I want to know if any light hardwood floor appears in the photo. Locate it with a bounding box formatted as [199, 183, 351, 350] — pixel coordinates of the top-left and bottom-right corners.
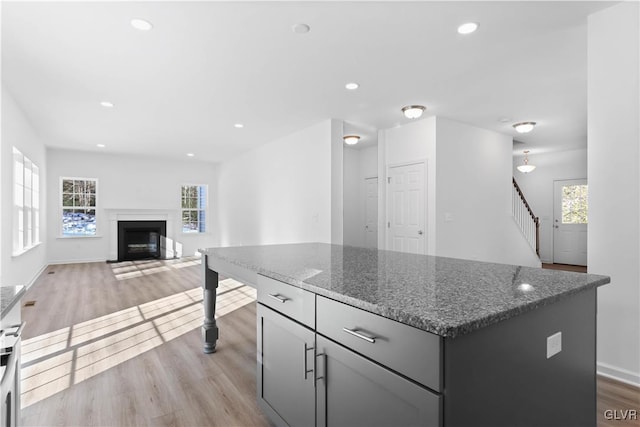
[20, 259, 639, 426]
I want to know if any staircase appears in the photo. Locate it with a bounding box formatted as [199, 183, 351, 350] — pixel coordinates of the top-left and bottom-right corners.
[512, 177, 540, 257]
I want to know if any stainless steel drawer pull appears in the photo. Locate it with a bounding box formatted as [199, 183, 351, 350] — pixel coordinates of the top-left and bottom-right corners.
[268, 294, 288, 303]
[303, 343, 314, 380]
[6, 322, 25, 338]
[342, 327, 376, 343]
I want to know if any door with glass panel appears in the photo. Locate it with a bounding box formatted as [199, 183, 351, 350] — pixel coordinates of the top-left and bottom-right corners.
[553, 179, 588, 266]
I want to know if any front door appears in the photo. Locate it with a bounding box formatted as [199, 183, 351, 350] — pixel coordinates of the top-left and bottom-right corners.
[553, 179, 588, 266]
[387, 163, 426, 254]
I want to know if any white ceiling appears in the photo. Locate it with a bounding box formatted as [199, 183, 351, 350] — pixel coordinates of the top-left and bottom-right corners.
[2, 1, 613, 163]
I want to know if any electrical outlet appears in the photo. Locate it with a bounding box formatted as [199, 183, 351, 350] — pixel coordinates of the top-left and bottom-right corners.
[547, 332, 562, 359]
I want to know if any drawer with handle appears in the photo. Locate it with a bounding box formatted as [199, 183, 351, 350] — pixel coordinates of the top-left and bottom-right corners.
[316, 295, 442, 392]
[257, 274, 315, 328]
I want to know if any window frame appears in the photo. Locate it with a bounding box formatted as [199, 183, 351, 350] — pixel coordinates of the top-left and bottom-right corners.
[12, 147, 41, 256]
[59, 177, 99, 238]
[181, 184, 208, 234]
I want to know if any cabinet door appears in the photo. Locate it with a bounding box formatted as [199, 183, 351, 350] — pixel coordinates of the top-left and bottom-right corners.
[257, 303, 315, 427]
[316, 335, 441, 427]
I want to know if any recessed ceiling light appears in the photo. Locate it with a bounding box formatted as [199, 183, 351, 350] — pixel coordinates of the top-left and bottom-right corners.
[234, 123, 244, 129]
[513, 122, 537, 133]
[345, 82, 359, 90]
[343, 135, 360, 145]
[401, 105, 426, 119]
[100, 101, 114, 108]
[292, 23, 310, 34]
[131, 18, 153, 31]
[457, 22, 479, 35]
[96, 144, 106, 148]
[186, 153, 195, 157]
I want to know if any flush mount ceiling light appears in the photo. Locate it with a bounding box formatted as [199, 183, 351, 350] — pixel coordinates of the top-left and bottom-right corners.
[401, 105, 426, 119]
[131, 18, 153, 31]
[100, 101, 114, 108]
[234, 123, 244, 128]
[457, 22, 479, 35]
[513, 121, 537, 133]
[517, 150, 536, 174]
[186, 153, 195, 157]
[345, 82, 359, 90]
[292, 23, 310, 34]
[343, 135, 360, 145]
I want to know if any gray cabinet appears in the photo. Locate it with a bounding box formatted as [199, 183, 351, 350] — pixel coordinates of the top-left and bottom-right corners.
[257, 274, 442, 427]
[257, 303, 315, 427]
[316, 335, 441, 427]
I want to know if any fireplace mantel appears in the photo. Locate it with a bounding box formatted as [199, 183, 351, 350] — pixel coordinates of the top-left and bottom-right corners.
[106, 209, 178, 261]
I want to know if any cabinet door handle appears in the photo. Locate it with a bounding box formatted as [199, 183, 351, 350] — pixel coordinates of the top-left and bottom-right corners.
[342, 327, 376, 343]
[268, 294, 288, 303]
[303, 343, 314, 380]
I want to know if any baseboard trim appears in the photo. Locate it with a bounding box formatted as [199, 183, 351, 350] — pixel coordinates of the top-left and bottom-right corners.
[598, 362, 640, 388]
[48, 258, 107, 265]
[26, 263, 49, 290]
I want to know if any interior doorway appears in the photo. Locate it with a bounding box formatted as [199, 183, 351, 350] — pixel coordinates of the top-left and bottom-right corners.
[553, 179, 588, 266]
[386, 162, 426, 255]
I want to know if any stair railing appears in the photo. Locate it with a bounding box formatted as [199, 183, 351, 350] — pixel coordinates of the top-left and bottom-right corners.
[512, 177, 540, 256]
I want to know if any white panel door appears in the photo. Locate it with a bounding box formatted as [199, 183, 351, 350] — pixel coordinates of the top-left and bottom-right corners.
[387, 163, 425, 254]
[553, 179, 588, 266]
[365, 177, 378, 249]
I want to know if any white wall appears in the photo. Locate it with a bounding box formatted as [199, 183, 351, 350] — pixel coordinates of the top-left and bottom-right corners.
[512, 148, 587, 263]
[588, 2, 640, 386]
[1, 87, 48, 287]
[380, 116, 539, 267]
[381, 117, 437, 254]
[344, 144, 377, 247]
[216, 120, 335, 247]
[46, 149, 218, 263]
[436, 117, 539, 267]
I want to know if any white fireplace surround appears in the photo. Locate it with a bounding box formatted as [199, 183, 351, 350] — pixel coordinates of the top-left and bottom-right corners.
[107, 209, 179, 261]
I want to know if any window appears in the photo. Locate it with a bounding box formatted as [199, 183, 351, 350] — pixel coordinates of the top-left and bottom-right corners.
[181, 185, 207, 233]
[561, 184, 588, 224]
[13, 147, 40, 254]
[61, 178, 97, 236]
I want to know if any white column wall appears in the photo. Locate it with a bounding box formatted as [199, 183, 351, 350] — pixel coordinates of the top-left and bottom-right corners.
[435, 117, 539, 267]
[588, 2, 640, 386]
[216, 120, 334, 247]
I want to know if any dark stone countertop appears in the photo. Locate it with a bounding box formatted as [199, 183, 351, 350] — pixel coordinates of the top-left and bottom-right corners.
[200, 243, 610, 338]
[1, 285, 26, 322]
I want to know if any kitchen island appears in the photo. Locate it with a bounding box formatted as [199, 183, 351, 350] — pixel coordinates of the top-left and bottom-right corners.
[199, 243, 610, 427]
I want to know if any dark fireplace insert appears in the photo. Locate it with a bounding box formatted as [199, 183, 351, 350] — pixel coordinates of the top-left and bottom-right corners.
[118, 220, 167, 261]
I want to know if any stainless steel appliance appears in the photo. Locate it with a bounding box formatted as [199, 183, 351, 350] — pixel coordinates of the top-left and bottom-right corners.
[1, 322, 24, 427]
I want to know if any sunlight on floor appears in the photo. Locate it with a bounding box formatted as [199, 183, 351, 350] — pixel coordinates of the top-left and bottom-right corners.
[21, 274, 255, 408]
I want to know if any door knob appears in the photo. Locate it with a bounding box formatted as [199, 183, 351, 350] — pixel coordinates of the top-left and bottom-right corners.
[418, 230, 423, 235]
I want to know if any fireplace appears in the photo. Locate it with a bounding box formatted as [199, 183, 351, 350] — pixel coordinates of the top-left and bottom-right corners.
[118, 220, 167, 261]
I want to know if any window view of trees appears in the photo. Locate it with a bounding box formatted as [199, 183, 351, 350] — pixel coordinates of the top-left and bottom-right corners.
[62, 178, 97, 236]
[562, 184, 588, 224]
[182, 185, 206, 233]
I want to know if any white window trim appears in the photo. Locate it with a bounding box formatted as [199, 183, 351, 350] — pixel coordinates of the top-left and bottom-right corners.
[12, 147, 41, 256]
[60, 176, 98, 238]
[181, 183, 208, 234]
